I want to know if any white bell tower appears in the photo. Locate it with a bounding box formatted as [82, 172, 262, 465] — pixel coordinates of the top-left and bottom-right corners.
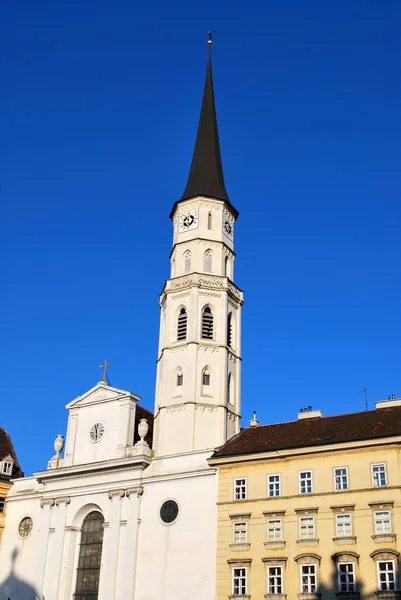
[152, 42, 243, 456]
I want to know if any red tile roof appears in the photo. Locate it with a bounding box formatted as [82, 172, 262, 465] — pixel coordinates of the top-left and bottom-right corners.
[0, 428, 23, 479]
[212, 406, 401, 459]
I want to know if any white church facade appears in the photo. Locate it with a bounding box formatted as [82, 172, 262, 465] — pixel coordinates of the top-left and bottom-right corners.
[0, 41, 243, 600]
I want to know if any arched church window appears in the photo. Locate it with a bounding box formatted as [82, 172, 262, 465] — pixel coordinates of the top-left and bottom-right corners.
[171, 257, 175, 277]
[177, 308, 187, 341]
[177, 370, 183, 386]
[184, 251, 191, 273]
[74, 511, 104, 600]
[202, 367, 210, 386]
[204, 250, 212, 273]
[227, 312, 233, 348]
[224, 256, 228, 277]
[208, 212, 212, 230]
[201, 306, 214, 339]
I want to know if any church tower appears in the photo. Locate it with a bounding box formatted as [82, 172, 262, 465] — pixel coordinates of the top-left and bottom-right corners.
[153, 40, 243, 456]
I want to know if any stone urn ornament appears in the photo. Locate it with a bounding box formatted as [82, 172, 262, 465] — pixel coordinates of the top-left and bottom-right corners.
[54, 434, 64, 457]
[137, 419, 149, 445]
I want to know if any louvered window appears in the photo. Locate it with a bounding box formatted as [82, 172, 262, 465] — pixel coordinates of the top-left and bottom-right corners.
[208, 212, 212, 229]
[184, 252, 191, 273]
[201, 307, 213, 339]
[227, 313, 232, 347]
[177, 308, 187, 340]
[202, 370, 210, 385]
[177, 371, 183, 386]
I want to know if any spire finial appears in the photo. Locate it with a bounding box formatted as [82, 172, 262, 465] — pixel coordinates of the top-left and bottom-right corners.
[207, 31, 213, 46]
[100, 359, 112, 384]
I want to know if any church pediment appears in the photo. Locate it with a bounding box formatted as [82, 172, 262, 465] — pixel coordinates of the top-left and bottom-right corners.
[66, 382, 141, 410]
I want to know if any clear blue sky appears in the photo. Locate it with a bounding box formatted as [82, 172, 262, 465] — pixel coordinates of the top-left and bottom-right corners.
[2, 1, 400, 476]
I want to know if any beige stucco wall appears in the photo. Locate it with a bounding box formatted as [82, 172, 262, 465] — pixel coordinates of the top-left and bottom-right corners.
[214, 437, 401, 599]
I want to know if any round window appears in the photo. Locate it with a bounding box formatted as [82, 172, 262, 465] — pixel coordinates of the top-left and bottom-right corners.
[160, 500, 179, 524]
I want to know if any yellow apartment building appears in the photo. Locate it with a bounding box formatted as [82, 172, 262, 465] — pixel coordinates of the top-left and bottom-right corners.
[0, 427, 22, 547]
[209, 397, 401, 600]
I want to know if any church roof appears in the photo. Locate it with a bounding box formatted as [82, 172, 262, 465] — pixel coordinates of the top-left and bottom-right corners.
[0, 427, 23, 479]
[211, 405, 401, 460]
[171, 40, 238, 218]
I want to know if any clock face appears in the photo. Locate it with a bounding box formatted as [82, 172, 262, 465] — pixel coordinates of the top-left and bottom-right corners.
[222, 216, 234, 241]
[89, 422, 104, 443]
[179, 209, 199, 233]
[18, 516, 33, 538]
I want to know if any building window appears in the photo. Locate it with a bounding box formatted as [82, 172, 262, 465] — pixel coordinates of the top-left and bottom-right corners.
[201, 306, 214, 339]
[372, 463, 387, 487]
[338, 562, 356, 592]
[267, 474, 281, 497]
[0, 497, 5, 513]
[336, 513, 352, 538]
[184, 251, 191, 273]
[300, 564, 317, 593]
[267, 565, 283, 594]
[232, 567, 247, 596]
[374, 510, 392, 535]
[202, 368, 210, 386]
[299, 516, 315, 539]
[377, 561, 396, 591]
[74, 511, 104, 600]
[204, 250, 213, 272]
[227, 373, 232, 404]
[177, 307, 187, 341]
[234, 478, 247, 500]
[232, 521, 248, 544]
[334, 467, 348, 491]
[267, 518, 283, 542]
[2, 461, 12, 476]
[177, 370, 183, 386]
[224, 256, 229, 277]
[227, 312, 233, 347]
[208, 211, 212, 230]
[299, 471, 313, 494]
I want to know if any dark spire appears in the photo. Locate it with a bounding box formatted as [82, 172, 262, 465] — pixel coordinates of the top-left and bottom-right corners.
[180, 35, 231, 205]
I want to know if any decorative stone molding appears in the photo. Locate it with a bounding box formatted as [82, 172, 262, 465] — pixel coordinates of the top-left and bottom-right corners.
[125, 486, 144, 498]
[169, 345, 189, 354]
[195, 404, 218, 413]
[265, 595, 286, 600]
[296, 538, 319, 547]
[262, 556, 288, 564]
[40, 498, 55, 509]
[198, 275, 224, 288]
[335, 593, 360, 600]
[230, 542, 250, 551]
[372, 533, 396, 543]
[199, 291, 222, 298]
[297, 594, 321, 600]
[228, 298, 240, 309]
[108, 489, 125, 500]
[228, 351, 238, 363]
[331, 551, 359, 563]
[229, 512, 251, 519]
[55, 496, 71, 507]
[227, 558, 252, 565]
[370, 548, 400, 560]
[166, 404, 186, 413]
[264, 540, 286, 550]
[171, 291, 191, 300]
[294, 553, 321, 564]
[227, 411, 237, 421]
[198, 344, 219, 353]
[333, 536, 356, 545]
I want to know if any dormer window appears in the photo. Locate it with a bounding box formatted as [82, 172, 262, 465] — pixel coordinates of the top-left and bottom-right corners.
[1, 458, 13, 476]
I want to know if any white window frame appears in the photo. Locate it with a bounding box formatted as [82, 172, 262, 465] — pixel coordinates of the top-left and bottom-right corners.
[299, 470, 313, 494]
[374, 510, 392, 535]
[267, 564, 283, 595]
[267, 474, 281, 497]
[335, 513, 352, 538]
[266, 518, 283, 542]
[1, 461, 12, 476]
[372, 463, 387, 487]
[377, 560, 396, 591]
[232, 521, 248, 544]
[300, 563, 317, 593]
[299, 516, 316, 539]
[232, 566, 248, 596]
[334, 466, 348, 491]
[234, 478, 247, 501]
[338, 562, 356, 592]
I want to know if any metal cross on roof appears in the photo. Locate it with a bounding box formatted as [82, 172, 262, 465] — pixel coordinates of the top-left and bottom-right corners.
[100, 359, 112, 383]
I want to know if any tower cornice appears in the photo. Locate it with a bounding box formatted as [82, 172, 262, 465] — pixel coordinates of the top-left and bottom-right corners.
[159, 272, 244, 306]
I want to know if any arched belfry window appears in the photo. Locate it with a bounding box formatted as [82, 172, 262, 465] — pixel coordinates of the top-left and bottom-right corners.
[224, 256, 229, 277]
[177, 369, 183, 386]
[227, 373, 232, 404]
[227, 312, 233, 348]
[177, 308, 187, 341]
[184, 251, 191, 273]
[201, 306, 214, 339]
[208, 212, 212, 230]
[74, 511, 104, 600]
[204, 250, 212, 273]
[202, 367, 210, 386]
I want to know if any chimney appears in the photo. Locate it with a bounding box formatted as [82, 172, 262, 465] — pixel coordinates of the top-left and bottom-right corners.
[249, 411, 259, 427]
[376, 395, 401, 409]
[298, 406, 323, 420]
